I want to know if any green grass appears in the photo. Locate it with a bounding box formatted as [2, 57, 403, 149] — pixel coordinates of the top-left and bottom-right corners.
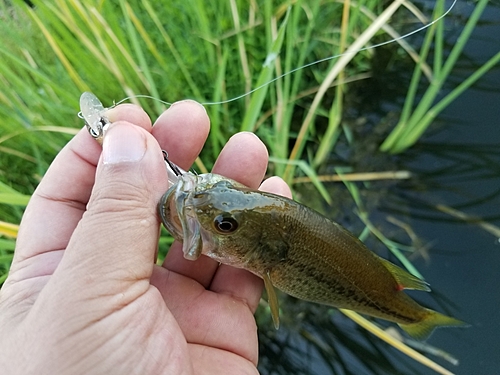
[0, 0, 390, 211]
[0, 0, 497, 373]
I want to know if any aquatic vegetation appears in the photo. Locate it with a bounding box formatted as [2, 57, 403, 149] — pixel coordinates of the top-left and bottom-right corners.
[380, 0, 500, 153]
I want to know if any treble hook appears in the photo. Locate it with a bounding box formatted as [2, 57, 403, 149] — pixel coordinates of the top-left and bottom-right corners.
[162, 150, 188, 186]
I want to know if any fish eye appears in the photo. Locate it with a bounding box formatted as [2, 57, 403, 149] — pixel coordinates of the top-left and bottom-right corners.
[213, 214, 239, 234]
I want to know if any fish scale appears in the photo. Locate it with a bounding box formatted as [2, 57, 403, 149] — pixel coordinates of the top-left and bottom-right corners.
[159, 172, 466, 340]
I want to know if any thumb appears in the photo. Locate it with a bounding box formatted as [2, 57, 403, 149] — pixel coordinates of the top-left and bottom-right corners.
[59, 122, 168, 288]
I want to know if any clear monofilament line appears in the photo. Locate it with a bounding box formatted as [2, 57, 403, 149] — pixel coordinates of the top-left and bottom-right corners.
[112, 0, 457, 108]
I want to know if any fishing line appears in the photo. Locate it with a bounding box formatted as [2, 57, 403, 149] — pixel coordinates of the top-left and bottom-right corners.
[113, 0, 457, 108]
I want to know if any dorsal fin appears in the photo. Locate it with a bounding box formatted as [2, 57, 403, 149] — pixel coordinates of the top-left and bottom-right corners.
[378, 257, 430, 292]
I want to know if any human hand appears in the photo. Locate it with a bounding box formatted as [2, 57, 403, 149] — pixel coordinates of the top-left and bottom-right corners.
[0, 100, 292, 375]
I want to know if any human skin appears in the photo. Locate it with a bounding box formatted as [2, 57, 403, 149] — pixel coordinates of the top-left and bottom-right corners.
[0, 100, 292, 375]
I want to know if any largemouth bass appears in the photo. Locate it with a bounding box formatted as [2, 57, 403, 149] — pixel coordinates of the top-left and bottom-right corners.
[159, 172, 465, 340]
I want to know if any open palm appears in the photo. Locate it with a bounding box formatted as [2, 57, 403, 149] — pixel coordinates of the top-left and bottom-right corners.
[0, 101, 291, 375]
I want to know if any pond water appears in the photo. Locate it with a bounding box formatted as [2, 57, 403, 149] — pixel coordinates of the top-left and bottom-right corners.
[258, 2, 500, 374]
[400, 7, 500, 373]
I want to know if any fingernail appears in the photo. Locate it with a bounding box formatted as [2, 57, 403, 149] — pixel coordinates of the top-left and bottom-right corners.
[170, 99, 207, 113]
[102, 124, 146, 164]
[102, 107, 118, 123]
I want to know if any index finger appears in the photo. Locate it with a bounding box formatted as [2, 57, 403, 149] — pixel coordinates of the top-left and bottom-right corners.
[151, 100, 210, 170]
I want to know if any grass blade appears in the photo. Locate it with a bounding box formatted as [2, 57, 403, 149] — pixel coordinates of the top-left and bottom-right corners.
[240, 7, 290, 132]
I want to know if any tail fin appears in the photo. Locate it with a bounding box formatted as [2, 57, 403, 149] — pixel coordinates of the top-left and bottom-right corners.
[399, 309, 468, 340]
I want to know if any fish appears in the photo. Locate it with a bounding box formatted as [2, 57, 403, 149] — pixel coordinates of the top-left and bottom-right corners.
[158, 172, 466, 340]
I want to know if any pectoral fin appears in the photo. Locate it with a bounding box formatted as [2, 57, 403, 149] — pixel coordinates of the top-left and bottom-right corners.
[263, 272, 280, 329]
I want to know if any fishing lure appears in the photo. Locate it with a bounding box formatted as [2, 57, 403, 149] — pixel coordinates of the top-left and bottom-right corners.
[78, 92, 185, 185]
[78, 91, 111, 144]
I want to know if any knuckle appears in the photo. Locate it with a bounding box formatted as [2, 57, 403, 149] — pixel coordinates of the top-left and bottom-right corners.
[89, 179, 154, 218]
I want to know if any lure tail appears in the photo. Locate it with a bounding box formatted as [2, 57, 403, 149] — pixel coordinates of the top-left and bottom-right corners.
[399, 309, 468, 340]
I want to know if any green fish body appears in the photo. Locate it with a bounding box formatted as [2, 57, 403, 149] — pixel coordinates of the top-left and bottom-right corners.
[159, 173, 464, 339]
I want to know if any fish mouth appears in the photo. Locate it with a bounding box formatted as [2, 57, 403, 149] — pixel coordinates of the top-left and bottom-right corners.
[158, 173, 215, 261]
[158, 186, 183, 240]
